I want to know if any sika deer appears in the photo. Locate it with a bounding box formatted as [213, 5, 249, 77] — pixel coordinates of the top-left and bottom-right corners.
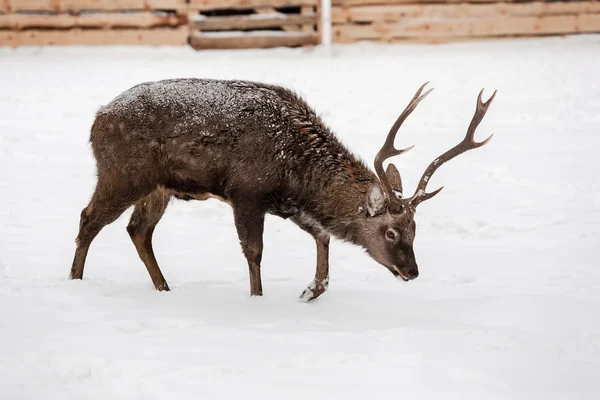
[70, 80, 496, 301]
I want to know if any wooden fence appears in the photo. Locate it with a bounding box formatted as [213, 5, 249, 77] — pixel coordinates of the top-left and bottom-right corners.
[0, 1, 189, 46]
[0, 0, 599, 47]
[332, 0, 600, 43]
[0, 0, 320, 48]
[188, 0, 320, 49]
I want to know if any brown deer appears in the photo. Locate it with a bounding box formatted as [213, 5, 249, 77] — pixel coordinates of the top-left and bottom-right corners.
[70, 80, 496, 301]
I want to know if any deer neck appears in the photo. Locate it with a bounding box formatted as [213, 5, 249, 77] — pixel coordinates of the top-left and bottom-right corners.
[298, 168, 376, 245]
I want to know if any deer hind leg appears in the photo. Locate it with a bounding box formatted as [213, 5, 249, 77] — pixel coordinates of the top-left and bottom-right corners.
[291, 216, 331, 302]
[127, 189, 171, 291]
[70, 183, 144, 281]
[233, 203, 265, 296]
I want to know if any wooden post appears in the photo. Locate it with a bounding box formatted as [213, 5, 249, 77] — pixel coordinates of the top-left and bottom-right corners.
[301, 5, 314, 32]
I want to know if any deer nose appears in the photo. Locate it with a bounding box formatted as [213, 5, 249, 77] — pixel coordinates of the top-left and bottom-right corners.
[407, 269, 419, 280]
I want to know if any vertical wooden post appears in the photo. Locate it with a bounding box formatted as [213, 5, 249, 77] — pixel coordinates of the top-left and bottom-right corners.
[301, 5, 314, 32]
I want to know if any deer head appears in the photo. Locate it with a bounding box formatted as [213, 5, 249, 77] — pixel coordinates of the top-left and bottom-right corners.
[361, 82, 496, 282]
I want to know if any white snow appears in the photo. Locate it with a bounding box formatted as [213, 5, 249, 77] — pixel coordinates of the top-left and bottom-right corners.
[1, 35, 600, 399]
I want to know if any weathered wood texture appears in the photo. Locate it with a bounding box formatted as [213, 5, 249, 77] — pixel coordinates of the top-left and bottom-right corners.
[251, 6, 302, 32]
[301, 5, 314, 31]
[0, 27, 188, 45]
[4, 1, 188, 12]
[1, 0, 320, 48]
[188, 2, 319, 48]
[0, 0, 188, 46]
[4, 0, 597, 47]
[0, 12, 182, 29]
[188, 0, 318, 11]
[190, 13, 317, 30]
[334, 14, 600, 41]
[333, 0, 600, 42]
[333, 2, 600, 22]
[190, 31, 319, 49]
[334, 0, 523, 5]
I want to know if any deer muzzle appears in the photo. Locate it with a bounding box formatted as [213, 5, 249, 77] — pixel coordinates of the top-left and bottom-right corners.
[393, 265, 419, 282]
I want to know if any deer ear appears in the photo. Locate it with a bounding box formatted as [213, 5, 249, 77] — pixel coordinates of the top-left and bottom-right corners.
[366, 184, 386, 216]
[386, 163, 403, 197]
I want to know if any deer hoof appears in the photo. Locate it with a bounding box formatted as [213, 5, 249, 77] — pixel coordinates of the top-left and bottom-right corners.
[298, 277, 329, 302]
[156, 282, 170, 291]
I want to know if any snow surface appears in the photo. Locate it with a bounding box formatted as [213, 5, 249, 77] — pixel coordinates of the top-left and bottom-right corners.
[1, 36, 600, 399]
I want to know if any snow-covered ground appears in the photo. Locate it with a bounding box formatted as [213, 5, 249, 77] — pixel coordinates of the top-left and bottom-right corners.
[1, 36, 599, 399]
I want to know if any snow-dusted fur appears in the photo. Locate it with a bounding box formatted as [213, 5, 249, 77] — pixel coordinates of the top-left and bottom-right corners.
[71, 78, 424, 297]
[94, 78, 375, 230]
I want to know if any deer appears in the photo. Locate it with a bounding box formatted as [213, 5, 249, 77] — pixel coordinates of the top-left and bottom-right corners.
[70, 79, 496, 301]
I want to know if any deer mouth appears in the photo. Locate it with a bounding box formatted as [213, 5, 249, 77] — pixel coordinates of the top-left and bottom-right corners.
[396, 271, 410, 281]
[389, 265, 409, 281]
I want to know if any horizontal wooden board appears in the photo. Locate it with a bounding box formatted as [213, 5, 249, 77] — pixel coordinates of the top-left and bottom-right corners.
[189, 30, 319, 48]
[7, 0, 318, 12]
[0, 27, 188, 46]
[333, 13, 600, 41]
[332, 33, 569, 44]
[6, 0, 188, 12]
[7, 0, 141, 11]
[146, 0, 187, 9]
[0, 12, 182, 29]
[332, 0, 522, 6]
[190, 12, 317, 30]
[333, 2, 600, 23]
[188, 0, 318, 11]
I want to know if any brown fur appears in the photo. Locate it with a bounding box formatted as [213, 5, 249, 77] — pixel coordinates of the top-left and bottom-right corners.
[70, 78, 421, 300]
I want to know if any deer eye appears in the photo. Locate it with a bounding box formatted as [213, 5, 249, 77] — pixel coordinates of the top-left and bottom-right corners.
[386, 230, 396, 240]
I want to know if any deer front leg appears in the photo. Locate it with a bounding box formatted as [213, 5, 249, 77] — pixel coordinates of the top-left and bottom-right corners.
[299, 235, 330, 302]
[233, 203, 265, 296]
[291, 217, 330, 302]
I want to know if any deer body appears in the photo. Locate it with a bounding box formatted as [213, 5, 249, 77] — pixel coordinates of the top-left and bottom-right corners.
[92, 79, 372, 222]
[70, 79, 496, 300]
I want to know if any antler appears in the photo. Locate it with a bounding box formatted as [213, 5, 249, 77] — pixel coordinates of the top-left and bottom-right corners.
[407, 88, 497, 207]
[374, 82, 433, 213]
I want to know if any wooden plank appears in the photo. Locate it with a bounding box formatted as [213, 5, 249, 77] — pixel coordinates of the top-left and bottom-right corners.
[190, 13, 317, 30]
[145, 0, 188, 9]
[255, 7, 301, 31]
[333, 34, 556, 45]
[6, 1, 188, 12]
[188, 0, 318, 11]
[189, 30, 319, 49]
[333, 13, 600, 41]
[7, 0, 145, 12]
[581, 11, 600, 29]
[7, 0, 58, 12]
[333, 0, 521, 6]
[0, 27, 188, 46]
[0, 12, 182, 29]
[332, 2, 600, 23]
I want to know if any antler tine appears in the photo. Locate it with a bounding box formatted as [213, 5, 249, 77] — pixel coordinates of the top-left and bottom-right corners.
[374, 82, 433, 211]
[465, 89, 497, 145]
[408, 88, 497, 207]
